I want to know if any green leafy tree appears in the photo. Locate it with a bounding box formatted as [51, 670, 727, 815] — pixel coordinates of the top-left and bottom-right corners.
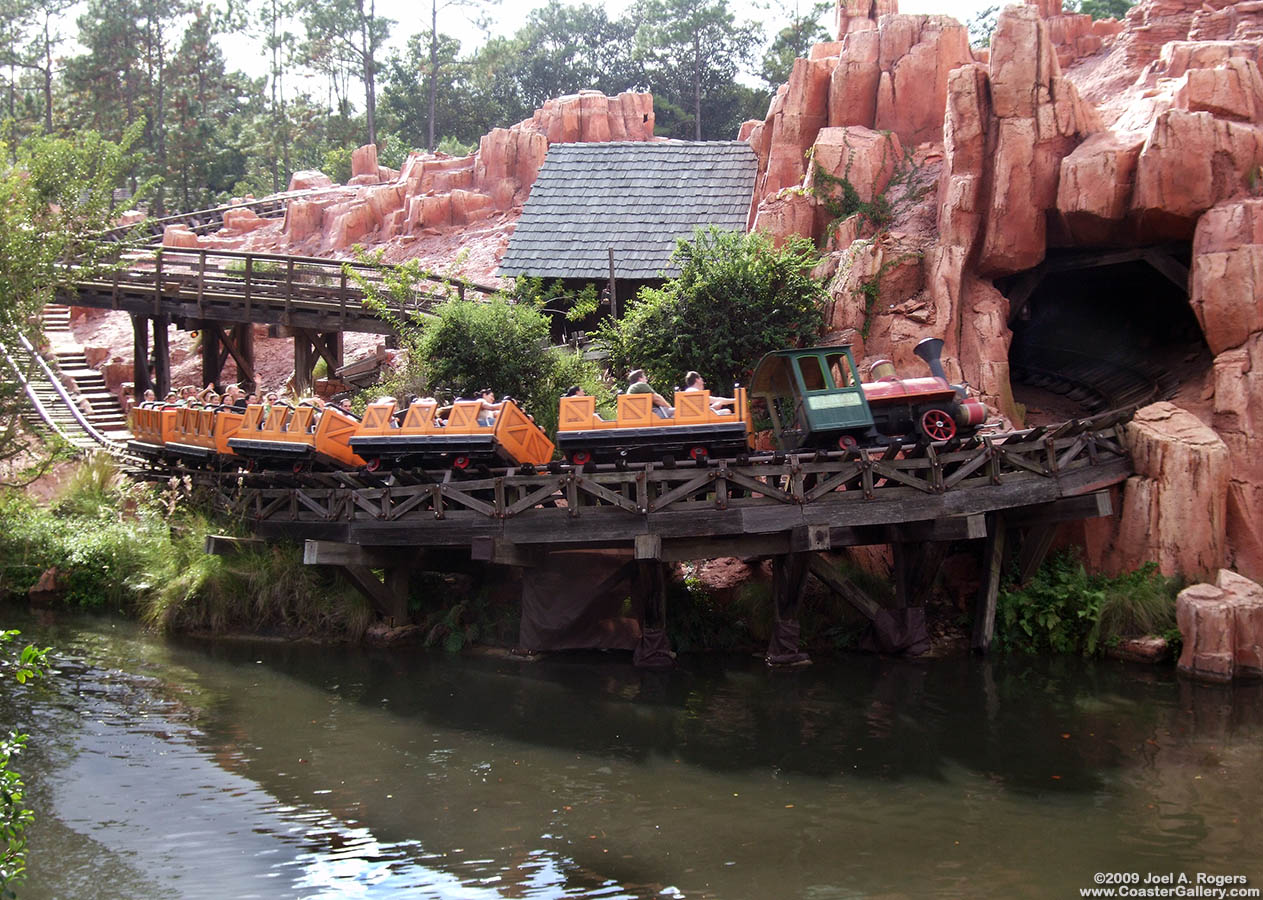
[298, 0, 393, 146]
[631, 0, 761, 140]
[379, 32, 495, 150]
[421, 0, 498, 150]
[758, 0, 830, 89]
[0, 629, 50, 896]
[0, 127, 146, 476]
[1065, 0, 1134, 19]
[596, 226, 827, 394]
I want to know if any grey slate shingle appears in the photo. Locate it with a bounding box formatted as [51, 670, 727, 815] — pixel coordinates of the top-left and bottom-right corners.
[498, 140, 757, 281]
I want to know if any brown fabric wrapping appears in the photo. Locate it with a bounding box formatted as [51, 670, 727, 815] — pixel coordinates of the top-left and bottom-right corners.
[765, 619, 812, 666]
[518, 550, 641, 651]
[859, 607, 931, 656]
[633, 627, 675, 668]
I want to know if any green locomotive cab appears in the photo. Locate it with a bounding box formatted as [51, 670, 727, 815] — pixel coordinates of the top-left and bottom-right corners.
[749, 346, 875, 451]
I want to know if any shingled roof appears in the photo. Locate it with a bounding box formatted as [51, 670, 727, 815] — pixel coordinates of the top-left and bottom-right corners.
[498, 141, 757, 281]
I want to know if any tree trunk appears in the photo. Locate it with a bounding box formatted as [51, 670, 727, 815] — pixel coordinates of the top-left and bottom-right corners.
[427, 0, 437, 151]
[362, 0, 376, 146]
[693, 31, 702, 141]
[42, 18, 53, 132]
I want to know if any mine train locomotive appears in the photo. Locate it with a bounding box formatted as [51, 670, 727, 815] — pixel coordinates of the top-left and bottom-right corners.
[125, 336, 987, 473]
[750, 337, 986, 453]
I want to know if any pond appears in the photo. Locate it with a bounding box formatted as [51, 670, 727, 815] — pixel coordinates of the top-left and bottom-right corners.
[4, 613, 1262, 899]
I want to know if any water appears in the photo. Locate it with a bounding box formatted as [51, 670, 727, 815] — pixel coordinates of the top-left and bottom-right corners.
[4, 612, 1262, 899]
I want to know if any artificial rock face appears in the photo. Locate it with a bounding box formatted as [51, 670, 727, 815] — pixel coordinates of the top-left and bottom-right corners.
[738, 0, 1263, 582]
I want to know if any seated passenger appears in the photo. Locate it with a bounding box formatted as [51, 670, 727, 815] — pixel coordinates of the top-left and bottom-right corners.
[683, 371, 735, 414]
[142, 389, 156, 403]
[627, 369, 673, 418]
[564, 385, 586, 398]
[476, 388, 505, 426]
[336, 398, 360, 420]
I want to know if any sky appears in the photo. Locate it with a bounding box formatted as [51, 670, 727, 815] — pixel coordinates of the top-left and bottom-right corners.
[217, 0, 991, 85]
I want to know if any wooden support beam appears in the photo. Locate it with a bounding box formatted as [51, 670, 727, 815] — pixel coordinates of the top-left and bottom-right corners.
[632, 559, 668, 630]
[655, 515, 986, 561]
[232, 322, 255, 392]
[971, 513, 1009, 653]
[771, 552, 809, 621]
[806, 553, 883, 621]
[205, 535, 266, 557]
[1004, 267, 1045, 326]
[341, 564, 408, 623]
[1016, 523, 1058, 586]
[303, 539, 394, 568]
[152, 314, 170, 398]
[213, 323, 255, 387]
[1003, 491, 1112, 528]
[767, 551, 812, 665]
[130, 312, 151, 395]
[201, 321, 222, 389]
[1142, 248, 1190, 292]
[470, 536, 542, 567]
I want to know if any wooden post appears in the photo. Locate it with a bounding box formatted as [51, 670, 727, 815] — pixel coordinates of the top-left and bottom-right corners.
[767, 552, 811, 665]
[152, 314, 171, 398]
[130, 312, 151, 396]
[632, 558, 673, 667]
[971, 513, 1009, 653]
[233, 323, 255, 393]
[153, 249, 163, 315]
[608, 247, 618, 318]
[200, 322, 221, 389]
[293, 333, 313, 397]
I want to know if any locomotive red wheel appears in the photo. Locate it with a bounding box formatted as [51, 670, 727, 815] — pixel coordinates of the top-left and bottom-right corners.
[570, 449, 592, 466]
[452, 455, 471, 470]
[364, 457, 381, 473]
[292, 461, 308, 474]
[688, 445, 708, 462]
[920, 408, 957, 441]
[837, 434, 859, 450]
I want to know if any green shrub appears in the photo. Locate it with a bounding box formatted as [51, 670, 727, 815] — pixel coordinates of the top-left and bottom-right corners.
[596, 226, 827, 395]
[361, 271, 610, 436]
[996, 549, 1181, 656]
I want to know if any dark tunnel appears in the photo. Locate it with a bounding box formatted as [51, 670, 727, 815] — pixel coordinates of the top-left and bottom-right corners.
[1001, 247, 1211, 424]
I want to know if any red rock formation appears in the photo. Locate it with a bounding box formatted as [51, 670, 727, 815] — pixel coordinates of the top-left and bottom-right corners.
[1088, 402, 1230, 577]
[1177, 569, 1263, 680]
[874, 16, 973, 146]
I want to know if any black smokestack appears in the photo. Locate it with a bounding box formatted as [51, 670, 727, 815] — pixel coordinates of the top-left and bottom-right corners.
[914, 337, 947, 381]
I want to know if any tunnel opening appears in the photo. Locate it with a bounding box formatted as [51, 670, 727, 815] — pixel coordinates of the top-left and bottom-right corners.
[1001, 246, 1211, 426]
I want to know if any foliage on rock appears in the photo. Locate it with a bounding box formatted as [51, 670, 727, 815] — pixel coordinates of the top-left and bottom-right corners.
[995, 550, 1181, 656]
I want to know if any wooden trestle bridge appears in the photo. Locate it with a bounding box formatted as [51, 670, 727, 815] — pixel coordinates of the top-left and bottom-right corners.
[191, 410, 1131, 661]
[37, 199, 1139, 664]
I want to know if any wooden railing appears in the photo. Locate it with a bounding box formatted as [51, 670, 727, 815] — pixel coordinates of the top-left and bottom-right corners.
[64, 246, 502, 335]
[208, 410, 1134, 548]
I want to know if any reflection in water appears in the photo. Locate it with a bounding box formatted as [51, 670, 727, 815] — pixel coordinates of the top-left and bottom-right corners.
[4, 613, 1263, 899]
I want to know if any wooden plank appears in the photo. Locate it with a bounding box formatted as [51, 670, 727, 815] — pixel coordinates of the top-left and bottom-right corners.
[1004, 491, 1112, 527]
[469, 537, 541, 567]
[806, 553, 882, 621]
[302, 539, 393, 568]
[204, 535, 266, 556]
[971, 513, 1008, 653]
[634, 533, 662, 560]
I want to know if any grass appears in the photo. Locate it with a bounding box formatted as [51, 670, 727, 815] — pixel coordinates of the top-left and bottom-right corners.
[0, 458, 373, 640]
